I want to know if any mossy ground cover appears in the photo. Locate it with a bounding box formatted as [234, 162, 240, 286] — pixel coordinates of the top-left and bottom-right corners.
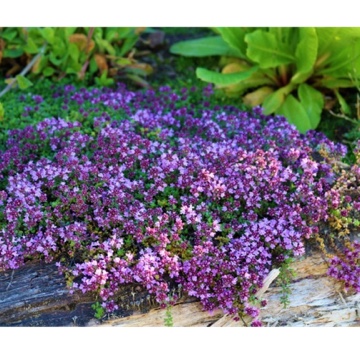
[0, 27, 359, 325]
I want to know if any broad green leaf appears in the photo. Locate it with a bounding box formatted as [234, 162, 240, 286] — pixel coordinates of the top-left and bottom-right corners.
[43, 66, 55, 77]
[0, 28, 18, 41]
[39, 28, 55, 44]
[170, 36, 243, 57]
[298, 83, 324, 129]
[68, 43, 80, 62]
[23, 37, 39, 54]
[316, 40, 360, 77]
[216, 27, 248, 58]
[245, 29, 295, 68]
[277, 94, 312, 133]
[291, 28, 318, 84]
[16, 75, 33, 90]
[334, 89, 351, 115]
[316, 28, 336, 56]
[4, 48, 23, 58]
[196, 66, 259, 87]
[262, 83, 296, 114]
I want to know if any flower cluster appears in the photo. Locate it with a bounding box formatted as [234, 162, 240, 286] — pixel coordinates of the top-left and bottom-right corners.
[0, 83, 358, 325]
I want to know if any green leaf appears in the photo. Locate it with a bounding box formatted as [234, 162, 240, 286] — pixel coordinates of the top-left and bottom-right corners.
[291, 28, 318, 84]
[95, 36, 116, 56]
[49, 53, 64, 66]
[245, 29, 295, 68]
[334, 89, 351, 115]
[298, 83, 324, 129]
[15, 75, 33, 90]
[43, 66, 55, 77]
[262, 83, 296, 114]
[315, 78, 356, 89]
[68, 43, 80, 62]
[118, 35, 138, 57]
[64, 27, 77, 37]
[170, 36, 243, 57]
[0, 28, 18, 41]
[196, 66, 258, 87]
[95, 70, 114, 86]
[4, 48, 24, 58]
[216, 27, 248, 58]
[0, 102, 4, 121]
[39, 28, 55, 44]
[116, 27, 134, 39]
[23, 37, 39, 54]
[277, 94, 312, 133]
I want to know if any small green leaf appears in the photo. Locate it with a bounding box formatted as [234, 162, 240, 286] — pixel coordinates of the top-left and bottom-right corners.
[68, 43, 80, 62]
[277, 94, 312, 133]
[49, 53, 63, 66]
[43, 66, 55, 77]
[23, 37, 39, 54]
[40, 28, 55, 44]
[118, 35, 138, 57]
[334, 89, 351, 115]
[298, 83, 324, 129]
[0, 28, 18, 41]
[15, 75, 33, 90]
[196, 66, 258, 87]
[4, 48, 24, 58]
[245, 30, 295, 68]
[170, 36, 242, 57]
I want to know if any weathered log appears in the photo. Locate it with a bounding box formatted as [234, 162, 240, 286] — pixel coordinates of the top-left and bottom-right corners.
[0, 253, 359, 327]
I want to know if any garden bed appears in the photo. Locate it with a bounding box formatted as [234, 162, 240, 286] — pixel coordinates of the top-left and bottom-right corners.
[0, 27, 360, 327]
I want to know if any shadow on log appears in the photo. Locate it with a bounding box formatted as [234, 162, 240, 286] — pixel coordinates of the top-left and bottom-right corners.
[0, 253, 359, 327]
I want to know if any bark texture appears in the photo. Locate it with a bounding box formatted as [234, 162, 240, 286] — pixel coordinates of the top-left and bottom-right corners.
[0, 253, 359, 327]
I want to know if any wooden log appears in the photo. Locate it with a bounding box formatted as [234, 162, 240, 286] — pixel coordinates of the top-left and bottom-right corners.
[0, 253, 359, 327]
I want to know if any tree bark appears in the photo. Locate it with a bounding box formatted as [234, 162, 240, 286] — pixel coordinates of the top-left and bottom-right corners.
[0, 252, 359, 327]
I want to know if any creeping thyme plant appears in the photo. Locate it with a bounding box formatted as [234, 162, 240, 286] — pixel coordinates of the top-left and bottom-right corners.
[0, 82, 359, 326]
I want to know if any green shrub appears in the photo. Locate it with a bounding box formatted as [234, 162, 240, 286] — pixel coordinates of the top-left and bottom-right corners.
[171, 27, 360, 133]
[0, 27, 153, 88]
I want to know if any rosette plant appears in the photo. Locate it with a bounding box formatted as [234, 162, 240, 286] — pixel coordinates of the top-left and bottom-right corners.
[170, 27, 360, 133]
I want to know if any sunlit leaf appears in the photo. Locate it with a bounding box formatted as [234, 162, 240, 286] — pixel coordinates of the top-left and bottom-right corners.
[216, 27, 248, 58]
[277, 94, 312, 133]
[262, 83, 295, 114]
[291, 28, 318, 84]
[15, 75, 33, 90]
[170, 36, 243, 57]
[196, 66, 258, 87]
[245, 30, 295, 68]
[298, 83, 324, 129]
